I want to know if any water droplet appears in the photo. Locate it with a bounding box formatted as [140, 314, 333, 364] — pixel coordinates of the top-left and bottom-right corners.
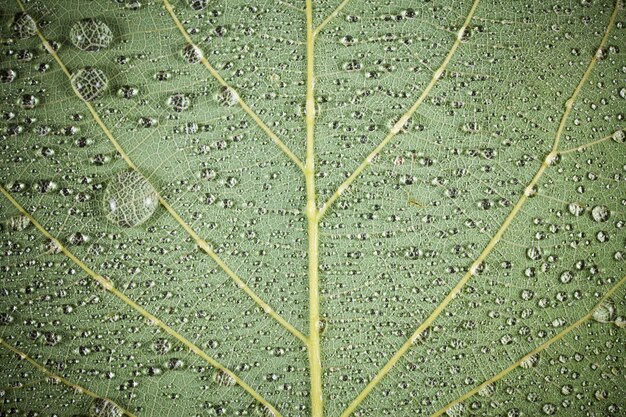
[567, 202, 584, 217]
[103, 171, 159, 228]
[71, 67, 108, 101]
[559, 270, 574, 284]
[167, 93, 190, 112]
[8, 214, 30, 231]
[17, 94, 38, 109]
[592, 299, 615, 323]
[11, 13, 37, 39]
[478, 383, 496, 397]
[188, 0, 208, 10]
[519, 353, 539, 369]
[181, 44, 203, 64]
[591, 205, 610, 222]
[117, 85, 138, 99]
[213, 369, 236, 386]
[0, 69, 17, 84]
[69, 18, 113, 51]
[216, 87, 239, 107]
[612, 129, 625, 143]
[445, 402, 464, 417]
[90, 398, 123, 417]
[526, 246, 543, 261]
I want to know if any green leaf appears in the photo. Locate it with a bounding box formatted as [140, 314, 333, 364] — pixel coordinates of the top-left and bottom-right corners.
[1, 0, 624, 416]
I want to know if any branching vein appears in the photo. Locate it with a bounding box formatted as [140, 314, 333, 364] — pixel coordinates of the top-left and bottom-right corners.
[162, 0, 305, 172]
[336, 0, 620, 415]
[16, 0, 307, 346]
[0, 184, 284, 417]
[0, 339, 137, 417]
[430, 274, 626, 417]
[319, 0, 481, 219]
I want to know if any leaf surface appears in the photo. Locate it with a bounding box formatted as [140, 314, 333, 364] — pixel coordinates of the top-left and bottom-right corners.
[0, 1, 624, 416]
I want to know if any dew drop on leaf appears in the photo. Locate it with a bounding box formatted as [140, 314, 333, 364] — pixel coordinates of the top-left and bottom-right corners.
[188, 0, 208, 11]
[519, 353, 539, 369]
[216, 87, 239, 107]
[590, 205, 610, 222]
[181, 44, 203, 64]
[103, 171, 159, 228]
[69, 18, 113, 51]
[592, 299, 615, 323]
[71, 67, 108, 101]
[213, 369, 237, 386]
[89, 398, 123, 417]
[0, 69, 17, 84]
[567, 202, 584, 217]
[167, 93, 191, 112]
[11, 13, 37, 39]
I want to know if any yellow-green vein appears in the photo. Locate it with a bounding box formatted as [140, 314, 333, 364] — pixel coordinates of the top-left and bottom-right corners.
[0, 184, 284, 417]
[314, 0, 352, 36]
[0, 338, 138, 417]
[337, 0, 620, 415]
[305, 1, 323, 416]
[430, 273, 626, 417]
[16, 0, 307, 346]
[162, 0, 305, 172]
[318, 0, 481, 219]
[551, 0, 622, 152]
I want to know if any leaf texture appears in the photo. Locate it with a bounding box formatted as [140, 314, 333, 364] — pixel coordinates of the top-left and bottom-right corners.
[0, 1, 624, 416]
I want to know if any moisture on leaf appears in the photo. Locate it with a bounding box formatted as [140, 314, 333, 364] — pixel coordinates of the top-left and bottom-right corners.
[70, 67, 108, 101]
[69, 18, 113, 51]
[102, 170, 159, 228]
[11, 13, 36, 39]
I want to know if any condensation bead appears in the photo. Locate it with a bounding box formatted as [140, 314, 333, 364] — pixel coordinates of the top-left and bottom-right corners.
[181, 44, 203, 64]
[592, 299, 615, 323]
[11, 13, 37, 39]
[519, 354, 539, 369]
[167, 93, 190, 112]
[188, 0, 208, 10]
[213, 369, 236, 386]
[90, 398, 123, 417]
[69, 18, 113, 51]
[0, 69, 17, 84]
[590, 205, 610, 222]
[71, 67, 109, 101]
[103, 171, 159, 227]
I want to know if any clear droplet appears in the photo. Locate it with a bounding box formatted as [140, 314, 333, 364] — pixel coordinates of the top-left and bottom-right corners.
[188, 0, 208, 10]
[69, 18, 113, 51]
[216, 87, 239, 107]
[591, 205, 610, 222]
[567, 202, 584, 217]
[167, 93, 190, 112]
[520, 354, 539, 369]
[0, 69, 17, 84]
[213, 369, 236, 386]
[103, 171, 159, 227]
[11, 13, 37, 39]
[181, 44, 203, 64]
[71, 67, 108, 101]
[592, 299, 615, 323]
[90, 398, 123, 417]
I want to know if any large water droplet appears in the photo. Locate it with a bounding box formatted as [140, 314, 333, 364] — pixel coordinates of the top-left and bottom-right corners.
[592, 299, 615, 323]
[520, 353, 539, 369]
[591, 205, 610, 222]
[69, 18, 113, 51]
[11, 13, 37, 39]
[71, 67, 108, 101]
[181, 44, 203, 64]
[90, 398, 123, 417]
[103, 171, 158, 227]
